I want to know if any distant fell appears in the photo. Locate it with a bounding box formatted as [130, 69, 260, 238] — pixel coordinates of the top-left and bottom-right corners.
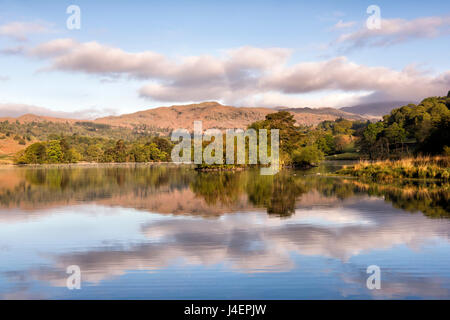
[95, 101, 366, 131]
[276, 106, 365, 120]
[340, 101, 414, 116]
[1, 101, 368, 136]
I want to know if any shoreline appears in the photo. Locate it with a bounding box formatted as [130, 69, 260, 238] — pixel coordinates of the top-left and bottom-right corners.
[336, 156, 450, 181]
[0, 159, 353, 170]
[0, 161, 196, 169]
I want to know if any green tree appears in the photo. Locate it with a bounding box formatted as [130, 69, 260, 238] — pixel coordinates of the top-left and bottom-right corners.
[249, 111, 303, 165]
[114, 139, 127, 162]
[384, 123, 406, 145]
[46, 140, 63, 163]
[86, 144, 103, 162]
[292, 146, 324, 167]
[16, 142, 47, 164]
[359, 122, 384, 159]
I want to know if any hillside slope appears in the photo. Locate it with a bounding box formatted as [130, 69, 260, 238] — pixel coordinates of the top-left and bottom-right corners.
[340, 101, 414, 116]
[277, 106, 365, 120]
[95, 101, 366, 131]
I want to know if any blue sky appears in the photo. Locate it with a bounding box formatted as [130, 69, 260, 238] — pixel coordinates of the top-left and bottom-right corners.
[0, 0, 449, 118]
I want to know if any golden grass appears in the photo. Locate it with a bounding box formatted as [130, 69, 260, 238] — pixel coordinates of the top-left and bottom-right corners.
[339, 156, 450, 181]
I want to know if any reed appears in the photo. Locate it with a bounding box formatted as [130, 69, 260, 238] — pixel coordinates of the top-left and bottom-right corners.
[338, 156, 450, 181]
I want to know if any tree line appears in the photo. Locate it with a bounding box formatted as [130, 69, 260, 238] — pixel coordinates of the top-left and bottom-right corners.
[357, 93, 450, 159]
[12, 92, 450, 165]
[15, 135, 173, 164]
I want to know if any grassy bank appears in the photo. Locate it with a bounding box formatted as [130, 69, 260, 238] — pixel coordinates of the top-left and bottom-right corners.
[337, 156, 450, 181]
[0, 153, 14, 165]
[325, 152, 363, 161]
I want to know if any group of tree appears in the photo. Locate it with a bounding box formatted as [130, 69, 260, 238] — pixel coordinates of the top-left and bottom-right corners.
[12, 92, 450, 165]
[247, 111, 327, 167]
[246, 111, 368, 166]
[15, 135, 173, 164]
[358, 93, 450, 159]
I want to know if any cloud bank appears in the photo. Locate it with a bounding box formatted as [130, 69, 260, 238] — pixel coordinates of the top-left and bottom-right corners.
[24, 38, 450, 108]
[335, 15, 450, 50]
[0, 21, 53, 41]
[0, 103, 117, 119]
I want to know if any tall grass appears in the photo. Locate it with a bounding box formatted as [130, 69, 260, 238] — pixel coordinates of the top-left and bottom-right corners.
[338, 156, 450, 181]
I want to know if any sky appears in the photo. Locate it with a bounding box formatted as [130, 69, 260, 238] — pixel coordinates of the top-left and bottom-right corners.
[0, 0, 449, 119]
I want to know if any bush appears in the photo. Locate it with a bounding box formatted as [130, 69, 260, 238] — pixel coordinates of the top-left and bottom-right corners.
[292, 146, 324, 167]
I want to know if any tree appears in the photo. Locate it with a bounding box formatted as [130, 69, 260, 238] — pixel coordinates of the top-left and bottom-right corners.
[129, 144, 150, 162]
[384, 123, 406, 145]
[151, 137, 173, 156]
[114, 139, 127, 162]
[16, 142, 47, 164]
[46, 140, 63, 163]
[292, 146, 324, 167]
[86, 144, 103, 162]
[249, 111, 303, 164]
[332, 118, 353, 135]
[358, 94, 450, 157]
[316, 134, 335, 155]
[147, 142, 166, 161]
[359, 122, 384, 159]
[333, 135, 352, 153]
[59, 138, 71, 162]
[102, 148, 116, 163]
[446, 90, 450, 108]
[418, 114, 450, 154]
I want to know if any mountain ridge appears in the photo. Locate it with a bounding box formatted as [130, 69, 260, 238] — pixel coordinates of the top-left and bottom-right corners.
[1, 101, 368, 132]
[340, 101, 415, 116]
[94, 101, 367, 131]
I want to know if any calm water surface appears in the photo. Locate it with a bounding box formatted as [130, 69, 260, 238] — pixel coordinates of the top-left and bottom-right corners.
[0, 162, 449, 299]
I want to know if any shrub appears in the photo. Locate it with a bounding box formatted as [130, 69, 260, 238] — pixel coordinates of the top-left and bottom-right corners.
[292, 146, 324, 167]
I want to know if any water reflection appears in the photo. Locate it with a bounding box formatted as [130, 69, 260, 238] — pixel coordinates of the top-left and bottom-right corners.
[0, 164, 449, 299]
[0, 164, 448, 218]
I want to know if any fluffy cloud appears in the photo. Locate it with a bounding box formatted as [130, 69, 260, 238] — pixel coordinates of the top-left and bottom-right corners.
[0, 103, 117, 119]
[31, 39, 289, 81]
[263, 57, 450, 101]
[0, 21, 52, 41]
[21, 37, 450, 107]
[335, 15, 450, 50]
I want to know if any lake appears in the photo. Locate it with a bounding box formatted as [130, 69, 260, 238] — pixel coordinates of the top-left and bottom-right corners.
[0, 162, 449, 299]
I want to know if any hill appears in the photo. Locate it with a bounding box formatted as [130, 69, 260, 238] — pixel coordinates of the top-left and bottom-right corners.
[0, 101, 368, 161]
[95, 101, 366, 131]
[277, 106, 365, 120]
[340, 101, 414, 116]
[0, 113, 78, 124]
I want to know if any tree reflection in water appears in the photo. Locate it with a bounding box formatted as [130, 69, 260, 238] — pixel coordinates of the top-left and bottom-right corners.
[0, 164, 448, 218]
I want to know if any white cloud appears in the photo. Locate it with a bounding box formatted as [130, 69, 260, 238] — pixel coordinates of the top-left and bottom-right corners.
[335, 15, 450, 50]
[0, 103, 117, 119]
[0, 21, 53, 41]
[263, 57, 450, 101]
[21, 37, 450, 107]
[241, 91, 369, 109]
